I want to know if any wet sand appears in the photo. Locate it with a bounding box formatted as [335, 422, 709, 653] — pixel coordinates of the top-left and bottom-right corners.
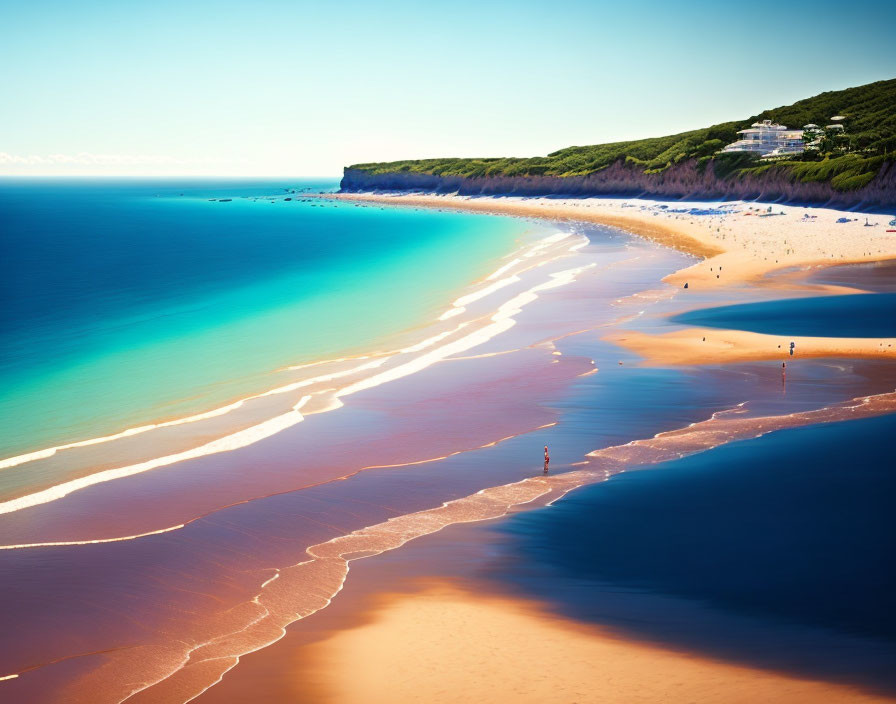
[304, 583, 893, 704]
[808, 258, 896, 293]
[191, 384, 896, 704]
[7, 366, 895, 702]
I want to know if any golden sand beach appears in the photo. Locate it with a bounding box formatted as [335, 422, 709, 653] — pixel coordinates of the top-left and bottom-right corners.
[303, 583, 894, 704]
[607, 327, 896, 366]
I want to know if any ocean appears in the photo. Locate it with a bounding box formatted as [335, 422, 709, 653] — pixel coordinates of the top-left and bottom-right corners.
[0, 179, 527, 461]
[492, 412, 896, 691]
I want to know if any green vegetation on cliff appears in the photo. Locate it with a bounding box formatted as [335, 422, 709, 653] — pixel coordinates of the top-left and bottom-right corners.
[350, 79, 896, 191]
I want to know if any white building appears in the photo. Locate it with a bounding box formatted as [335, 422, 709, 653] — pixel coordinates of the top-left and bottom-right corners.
[720, 119, 805, 158]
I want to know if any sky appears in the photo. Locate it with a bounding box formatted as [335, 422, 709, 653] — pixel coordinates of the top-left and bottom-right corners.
[2, 0, 894, 177]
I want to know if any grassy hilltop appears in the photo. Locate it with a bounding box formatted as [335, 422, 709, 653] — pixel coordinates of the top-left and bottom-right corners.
[349, 79, 896, 193]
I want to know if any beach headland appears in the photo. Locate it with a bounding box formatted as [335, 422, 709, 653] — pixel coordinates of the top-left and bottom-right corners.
[338, 80, 896, 212]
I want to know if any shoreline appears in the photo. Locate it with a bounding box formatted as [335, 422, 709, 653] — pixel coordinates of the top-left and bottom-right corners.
[327, 192, 896, 369]
[0, 192, 535, 470]
[328, 192, 723, 259]
[325, 192, 896, 288]
[0, 226, 587, 514]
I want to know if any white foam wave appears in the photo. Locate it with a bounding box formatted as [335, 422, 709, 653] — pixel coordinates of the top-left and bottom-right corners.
[337, 264, 595, 398]
[0, 398, 311, 516]
[438, 275, 519, 321]
[453, 275, 520, 307]
[0, 522, 186, 550]
[438, 307, 465, 321]
[0, 237, 565, 473]
[0, 231, 592, 517]
[486, 257, 521, 280]
[0, 400, 246, 471]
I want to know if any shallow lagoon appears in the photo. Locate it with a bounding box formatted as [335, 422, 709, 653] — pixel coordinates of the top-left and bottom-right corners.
[493, 412, 896, 691]
[671, 293, 896, 338]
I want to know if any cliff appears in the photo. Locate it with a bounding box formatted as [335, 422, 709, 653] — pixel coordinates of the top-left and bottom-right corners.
[340, 157, 896, 210]
[340, 78, 896, 209]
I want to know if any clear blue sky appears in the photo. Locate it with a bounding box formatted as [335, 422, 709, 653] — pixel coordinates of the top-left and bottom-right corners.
[2, 0, 894, 176]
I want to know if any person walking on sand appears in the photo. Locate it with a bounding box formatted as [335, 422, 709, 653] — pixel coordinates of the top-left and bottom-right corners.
[544, 445, 550, 473]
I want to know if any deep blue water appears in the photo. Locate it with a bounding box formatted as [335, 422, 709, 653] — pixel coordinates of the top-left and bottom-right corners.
[0, 178, 525, 457]
[671, 293, 896, 337]
[491, 413, 896, 689]
[500, 413, 896, 639]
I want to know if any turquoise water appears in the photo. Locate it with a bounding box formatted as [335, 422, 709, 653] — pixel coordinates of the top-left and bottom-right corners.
[0, 179, 528, 459]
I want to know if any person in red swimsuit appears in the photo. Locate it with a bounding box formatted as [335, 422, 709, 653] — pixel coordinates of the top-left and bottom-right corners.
[543, 445, 550, 473]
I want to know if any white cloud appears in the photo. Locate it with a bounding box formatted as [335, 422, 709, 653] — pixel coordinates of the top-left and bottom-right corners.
[0, 152, 242, 172]
[1, 152, 178, 165]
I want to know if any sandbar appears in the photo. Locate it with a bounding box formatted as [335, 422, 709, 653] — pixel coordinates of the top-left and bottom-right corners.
[303, 582, 894, 704]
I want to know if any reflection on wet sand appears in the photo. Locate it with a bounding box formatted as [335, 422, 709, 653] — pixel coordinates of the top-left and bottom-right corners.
[51, 390, 896, 702]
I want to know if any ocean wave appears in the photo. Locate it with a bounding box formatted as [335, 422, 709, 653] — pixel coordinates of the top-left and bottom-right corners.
[0, 233, 592, 516]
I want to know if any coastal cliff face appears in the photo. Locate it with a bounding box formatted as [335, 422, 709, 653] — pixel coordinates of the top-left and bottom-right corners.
[341, 159, 896, 210]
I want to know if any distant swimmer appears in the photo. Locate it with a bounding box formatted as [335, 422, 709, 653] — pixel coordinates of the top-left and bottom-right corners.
[544, 445, 550, 473]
